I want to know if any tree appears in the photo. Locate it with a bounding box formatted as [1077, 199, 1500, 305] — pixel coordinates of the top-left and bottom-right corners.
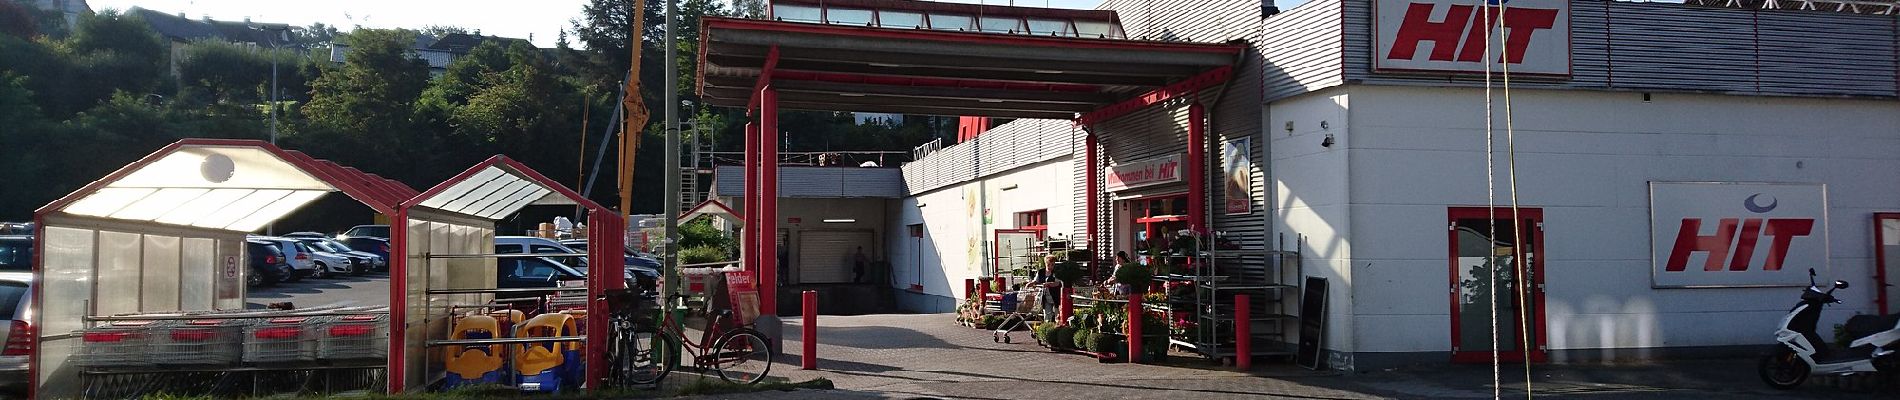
[291, 22, 340, 47]
[177, 39, 272, 103]
[0, 0, 37, 39]
[419, 24, 470, 39]
[297, 28, 434, 181]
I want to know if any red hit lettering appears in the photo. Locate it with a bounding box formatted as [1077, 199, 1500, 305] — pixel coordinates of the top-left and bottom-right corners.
[1498, 8, 1559, 64]
[1760, 219, 1815, 271]
[1665, 218, 1737, 272]
[1387, 3, 1473, 62]
[1728, 219, 1763, 271]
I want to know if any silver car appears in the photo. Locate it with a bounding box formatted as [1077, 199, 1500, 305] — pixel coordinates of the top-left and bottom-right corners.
[0, 271, 32, 392]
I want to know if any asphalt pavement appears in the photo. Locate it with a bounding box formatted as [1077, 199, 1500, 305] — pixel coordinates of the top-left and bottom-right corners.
[246, 272, 390, 309]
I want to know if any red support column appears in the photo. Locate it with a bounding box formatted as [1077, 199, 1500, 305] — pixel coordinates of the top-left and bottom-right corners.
[964, 278, 975, 300]
[1058, 287, 1073, 324]
[1235, 294, 1252, 370]
[1187, 102, 1206, 234]
[1126, 295, 1143, 363]
[744, 122, 758, 280]
[1084, 132, 1100, 278]
[760, 86, 780, 315]
[802, 290, 817, 370]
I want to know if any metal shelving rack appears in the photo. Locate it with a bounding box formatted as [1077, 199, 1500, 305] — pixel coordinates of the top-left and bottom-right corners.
[1159, 238, 1301, 360]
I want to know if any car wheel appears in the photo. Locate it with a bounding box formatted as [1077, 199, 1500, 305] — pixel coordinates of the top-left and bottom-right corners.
[285, 267, 304, 283]
[248, 270, 264, 287]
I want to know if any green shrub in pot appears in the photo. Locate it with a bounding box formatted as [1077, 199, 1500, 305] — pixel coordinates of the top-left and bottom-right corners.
[1113, 262, 1153, 292]
[1074, 329, 1096, 353]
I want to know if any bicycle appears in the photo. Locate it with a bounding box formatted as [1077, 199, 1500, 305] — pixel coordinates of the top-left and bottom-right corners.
[610, 291, 774, 386]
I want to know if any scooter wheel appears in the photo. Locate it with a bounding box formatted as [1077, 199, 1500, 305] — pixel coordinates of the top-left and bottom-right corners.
[1758, 347, 1810, 389]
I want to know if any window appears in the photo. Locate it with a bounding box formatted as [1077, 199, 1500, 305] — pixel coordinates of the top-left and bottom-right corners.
[978, 16, 1023, 33]
[0, 282, 23, 319]
[1016, 210, 1049, 234]
[1025, 18, 1073, 36]
[928, 13, 974, 31]
[826, 8, 874, 25]
[908, 224, 924, 238]
[879, 11, 925, 29]
[1074, 20, 1123, 39]
[1124, 194, 1189, 264]
[773, 4, 823, 23]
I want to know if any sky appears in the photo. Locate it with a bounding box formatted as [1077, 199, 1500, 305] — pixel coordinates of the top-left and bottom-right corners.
[86, 0, 1113, 48]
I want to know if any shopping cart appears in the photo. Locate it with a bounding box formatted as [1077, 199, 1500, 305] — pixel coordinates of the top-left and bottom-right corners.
[152, 319, 252, 366]
[73, 320, 162, 368]
[317, 314, 388, 361]
[985, 291, 1038, 344]
[242, 316, 330, 364]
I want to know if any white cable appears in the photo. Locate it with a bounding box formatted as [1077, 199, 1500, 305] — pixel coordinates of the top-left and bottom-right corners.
[1481, 2, 1501, 399]
[1496, 1, 1535, 397]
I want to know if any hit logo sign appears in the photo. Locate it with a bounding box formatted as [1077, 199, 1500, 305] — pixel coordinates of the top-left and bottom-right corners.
[1651, 183, 1828, 288]
[1374, 0, 1571, 75]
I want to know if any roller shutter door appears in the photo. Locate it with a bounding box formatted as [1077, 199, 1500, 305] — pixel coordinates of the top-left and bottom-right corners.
[798, 230, 872, 284]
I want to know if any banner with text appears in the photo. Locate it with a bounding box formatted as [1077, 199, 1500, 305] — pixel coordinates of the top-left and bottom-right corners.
[1105, 154, 1183, 192]
[1650, 182, 1828, 288]
[1374, 0, 1571, 75]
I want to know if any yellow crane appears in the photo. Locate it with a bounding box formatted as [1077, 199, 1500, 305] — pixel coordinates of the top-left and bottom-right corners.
[618, 0, 651, 219]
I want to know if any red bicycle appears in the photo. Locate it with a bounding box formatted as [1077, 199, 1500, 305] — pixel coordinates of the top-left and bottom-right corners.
[612, 292, 773, 385]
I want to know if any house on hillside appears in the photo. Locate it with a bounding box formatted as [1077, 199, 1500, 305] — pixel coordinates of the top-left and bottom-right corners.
[128, 8, 296, 82]
[27, 0, 90, 27]
[329, 32, 533, 76]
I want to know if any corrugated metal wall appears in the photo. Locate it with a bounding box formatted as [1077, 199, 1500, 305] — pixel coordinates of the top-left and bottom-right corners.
[1265, 0, 1900, 101]
[715, 165, 905, 198]
[1090, 0, 1270, 260]
[898, 118, 1074, 196]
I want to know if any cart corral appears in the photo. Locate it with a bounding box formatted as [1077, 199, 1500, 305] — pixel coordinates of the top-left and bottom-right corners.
[29, 139, 624, 398]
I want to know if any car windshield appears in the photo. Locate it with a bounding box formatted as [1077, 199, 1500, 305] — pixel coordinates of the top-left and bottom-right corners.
[309, 241, 340, 252]
[349, 226, 390, 238]
[323, 240, 354, 252]
[0, 240, 29, 271]
[0, 281, 26, 319]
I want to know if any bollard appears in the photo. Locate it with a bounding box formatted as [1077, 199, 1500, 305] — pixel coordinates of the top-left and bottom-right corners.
[1126, 295, 1142, 363]
[802, 290, 817, 370]
[1235, 294, 1251, 370]
[964, 279, 976, 299]
[1058, 286, 1073, 324]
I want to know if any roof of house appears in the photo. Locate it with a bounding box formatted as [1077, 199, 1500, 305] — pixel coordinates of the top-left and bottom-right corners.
[426, 33, 531, 53]
[714, 165, 904, 199]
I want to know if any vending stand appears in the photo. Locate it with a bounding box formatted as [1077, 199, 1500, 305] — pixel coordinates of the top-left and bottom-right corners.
[29, 140, 623, 397]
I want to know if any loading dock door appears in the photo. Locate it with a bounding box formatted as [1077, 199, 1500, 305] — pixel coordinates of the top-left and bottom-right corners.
[799, 230, 873, 284]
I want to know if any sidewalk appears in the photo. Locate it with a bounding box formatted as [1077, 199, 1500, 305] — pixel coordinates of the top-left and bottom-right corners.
[711, 313, 1894, 399]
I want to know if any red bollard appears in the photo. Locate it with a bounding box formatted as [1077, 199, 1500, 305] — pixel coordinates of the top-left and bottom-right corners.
[964, 279, 975, 299]
[802, 290, 817, 370]
[1126, 295, 1142, 364]
[1058, 286, 1073, 324]
[1235, 294, 1251, 371]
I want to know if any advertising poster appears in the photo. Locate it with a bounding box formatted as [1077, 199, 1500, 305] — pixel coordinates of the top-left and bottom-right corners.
[1222, 137, 1253, 215]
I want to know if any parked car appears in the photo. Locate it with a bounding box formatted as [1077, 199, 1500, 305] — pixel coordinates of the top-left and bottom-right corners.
[339, 224, 390, 240]
[310, 238, 384, 272]
[496, 256, 587, 299]
[0, 236, 30, 272]
[498, 237, 656, 294]
[249, 237, 317, 281]
[246, 240, 293, 286]
[0, 272, 32, 392]
[281, 232, 328, 240]
[341, 237, 391, 271]
[296, 239, 370, 275]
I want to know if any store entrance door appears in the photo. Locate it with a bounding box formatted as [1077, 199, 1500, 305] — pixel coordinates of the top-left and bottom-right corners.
[1876, 213, 1900, 315]
[1448, 207, 1546, 363]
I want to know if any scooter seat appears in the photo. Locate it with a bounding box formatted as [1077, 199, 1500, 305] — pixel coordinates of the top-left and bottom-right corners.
[1844, 314, 1900, 342]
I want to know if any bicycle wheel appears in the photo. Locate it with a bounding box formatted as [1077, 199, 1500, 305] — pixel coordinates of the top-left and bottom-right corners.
[620, 325, 675, 385]
[712, 329, 774, 385]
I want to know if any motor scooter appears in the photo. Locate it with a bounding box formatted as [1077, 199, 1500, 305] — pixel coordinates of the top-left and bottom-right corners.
[1758, 269, 1900, 389]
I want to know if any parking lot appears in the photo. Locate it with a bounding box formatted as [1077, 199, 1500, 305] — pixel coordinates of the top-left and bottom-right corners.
[247, 272, 390, 309]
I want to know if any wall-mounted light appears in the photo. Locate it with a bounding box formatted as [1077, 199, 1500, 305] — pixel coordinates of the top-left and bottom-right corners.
[822, 219, 857, 223]
[1284, 121, 1294, 132]
[1000, 184, 1019, 191]
[916, 203, 927, 208]
[1320, 120, 1330, 130]
[1321, 134, 1335, 148]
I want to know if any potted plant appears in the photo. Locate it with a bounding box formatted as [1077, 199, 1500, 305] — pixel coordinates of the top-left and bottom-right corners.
[1113, 261, 1154, 293]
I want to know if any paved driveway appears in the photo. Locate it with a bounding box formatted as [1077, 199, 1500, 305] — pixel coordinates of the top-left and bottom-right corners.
[748, 313, 1894, 399]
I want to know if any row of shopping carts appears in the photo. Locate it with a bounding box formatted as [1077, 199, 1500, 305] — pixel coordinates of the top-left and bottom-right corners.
[74, 306, 389, 368]
[440, 304, 589, 393]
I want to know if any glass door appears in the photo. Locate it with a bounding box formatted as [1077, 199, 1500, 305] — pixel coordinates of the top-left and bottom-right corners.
[1448, 207, 1546, 363]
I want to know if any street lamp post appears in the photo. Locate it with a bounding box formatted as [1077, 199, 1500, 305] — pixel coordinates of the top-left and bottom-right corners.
[251, 24, 289, 145]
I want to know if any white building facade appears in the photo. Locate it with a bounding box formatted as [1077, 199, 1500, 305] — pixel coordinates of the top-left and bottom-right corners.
[887, 0, 1900, 370]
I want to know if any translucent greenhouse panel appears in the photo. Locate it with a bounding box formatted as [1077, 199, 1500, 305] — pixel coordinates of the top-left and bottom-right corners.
[419, 167, 504, 210]
[61, 188, 155, 217]
[215, 238, 245, 310]
[404, 219, 433, 390]
[109, 146, 330, 191]
[95, 231, 142, 316]
[37, 226, 94, 396]
[108, 188, 209, 221]
[155, 188, 252, 227]
[227, 190, 327, 232]
[194, 189, 291, 229]
[181, 238, 216, 310]
[140, 235, 182, 311]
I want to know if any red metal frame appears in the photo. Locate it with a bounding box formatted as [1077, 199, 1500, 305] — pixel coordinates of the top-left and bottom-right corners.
[1084, 131, 1099, 278]
[1076, 66, 1232, 126]
[1876, 213, 1899, 315]
[744, 122, 760, 299]
[1186, 102, 1206, 234]
[747, 46, 780, 112]
[702, 16, 1244, 53]
[759, 86, 781, 314]
[33, 139, 414, 217]
[1446, 207, 1547, 364]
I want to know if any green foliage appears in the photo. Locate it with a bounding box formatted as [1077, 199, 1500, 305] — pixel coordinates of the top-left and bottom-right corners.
[1048, 325, 1074, 349]
[679, 245, 728, 265]
[1091, 332, 1122, 355]
[1053, 259, 1084, 286]
[1114, 262, 1154, 291]
[177, 40, 274, 103]
[0, 0, 36, 39]
[678, 218, 734, 254]
[1073, 329, 1096, 353]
